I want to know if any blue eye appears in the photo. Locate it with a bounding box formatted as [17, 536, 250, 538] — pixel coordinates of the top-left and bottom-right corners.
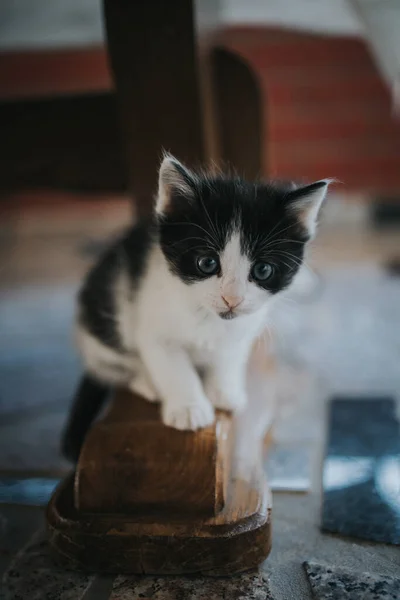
[197, 256, 219, 275]
[252, 262, 274, 281]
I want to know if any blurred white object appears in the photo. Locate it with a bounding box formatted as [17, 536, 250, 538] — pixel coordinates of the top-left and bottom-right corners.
[0, 0, 364, 51]
[351, 0, 400, 115]
[0, 0, 104, 50]
[223, 0, 364, 36]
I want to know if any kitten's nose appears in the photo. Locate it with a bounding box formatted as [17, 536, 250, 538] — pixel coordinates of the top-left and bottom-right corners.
[221, 294, 243, 309]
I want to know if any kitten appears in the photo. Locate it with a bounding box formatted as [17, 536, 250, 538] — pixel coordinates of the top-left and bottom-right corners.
[62, 155, 329, 461]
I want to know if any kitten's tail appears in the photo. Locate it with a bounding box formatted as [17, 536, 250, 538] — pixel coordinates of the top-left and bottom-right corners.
[61, 374, 110, 463]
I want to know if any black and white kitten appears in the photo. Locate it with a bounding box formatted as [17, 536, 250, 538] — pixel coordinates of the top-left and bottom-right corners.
[63, 155, 329, 459]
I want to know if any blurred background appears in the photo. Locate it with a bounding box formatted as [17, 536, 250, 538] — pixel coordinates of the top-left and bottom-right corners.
[0, 1, 399, 598]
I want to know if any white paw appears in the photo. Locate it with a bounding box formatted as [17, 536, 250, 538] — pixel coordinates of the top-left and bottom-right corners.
[205, 378, 247, 413]
[162, 401, 215, 431]
[129, 372, 158, 402]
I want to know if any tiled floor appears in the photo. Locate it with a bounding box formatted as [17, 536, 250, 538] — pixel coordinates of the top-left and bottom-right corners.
[0, 193, 399, 598]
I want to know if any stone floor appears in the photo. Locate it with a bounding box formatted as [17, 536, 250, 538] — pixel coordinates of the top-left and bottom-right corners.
[0, 192, 399, 599]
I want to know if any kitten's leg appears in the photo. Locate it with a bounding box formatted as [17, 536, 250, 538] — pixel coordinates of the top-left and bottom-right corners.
[78, 324, 158, 402]
[76, 326, 136, 385]
[139, 341, 215, 430]
[129, 365, 158, 402]
[204, 344, 249, 413]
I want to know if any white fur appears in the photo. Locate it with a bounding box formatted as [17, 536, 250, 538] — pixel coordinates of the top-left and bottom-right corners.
[156, 155, 194, 214]
[75, 325, 138, 384]
[291, 180, 330, 238]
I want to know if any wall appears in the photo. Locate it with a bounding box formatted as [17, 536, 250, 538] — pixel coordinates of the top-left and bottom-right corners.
[221, 27, 400, 194]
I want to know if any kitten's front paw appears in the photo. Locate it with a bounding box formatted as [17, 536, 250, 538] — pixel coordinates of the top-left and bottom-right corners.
[162, 400, 215, 431]
[205, 377, 247, 413]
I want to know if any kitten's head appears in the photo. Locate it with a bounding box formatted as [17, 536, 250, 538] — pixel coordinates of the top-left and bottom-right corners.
[156, 155, 329, 320]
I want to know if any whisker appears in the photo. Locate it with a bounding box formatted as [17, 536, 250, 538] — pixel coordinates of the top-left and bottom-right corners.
[170, 244, 215, 258]
[276, 252, 303, 266]
[165, 221, 219, 246]
[256, 223, 299, 252]
[264, 238, 305, 246]
[278, 259, 297, 271]
[261, 214, 288, 242]
[270, 248, 303, 264]
[198, 195, 222, 247]
[168, 236, 214, 249]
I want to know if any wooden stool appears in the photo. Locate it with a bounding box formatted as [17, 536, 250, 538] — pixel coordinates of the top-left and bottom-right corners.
[47, 346, 274, 575]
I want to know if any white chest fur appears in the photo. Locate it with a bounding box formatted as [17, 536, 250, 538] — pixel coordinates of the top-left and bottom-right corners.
[129, 247, 266, 369]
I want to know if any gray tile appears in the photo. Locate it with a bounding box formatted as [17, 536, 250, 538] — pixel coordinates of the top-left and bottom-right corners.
[0, 347, 79, 418]
[266, 443, 312, 492]
[0, 505, 44, 578]
[110, 572, 274, 600]
[304, 561, 400, 600]
[0, 477, 60, 506]
[322, 398, 400, 544]
[82, 575, 115, 600]
[0, 411, 70, 472]
[6, 530, 55, 571]
[2, 529, 94, 600]
[0, 284, 80, 473]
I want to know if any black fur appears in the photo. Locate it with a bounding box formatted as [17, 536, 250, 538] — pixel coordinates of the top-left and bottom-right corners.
[64, 224, 153, 462]
[61, 375, 110, 463]
[78, 221, 152, 352]
[159, 175, 311, 293]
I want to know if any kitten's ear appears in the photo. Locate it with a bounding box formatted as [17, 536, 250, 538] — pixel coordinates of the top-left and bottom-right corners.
[287, 180, 330, 237]
[156, 154, 195, 214]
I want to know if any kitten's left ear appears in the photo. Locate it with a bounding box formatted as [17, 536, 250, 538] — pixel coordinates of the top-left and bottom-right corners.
[287, 180, 330, 237]
[156, 154, 195, 215]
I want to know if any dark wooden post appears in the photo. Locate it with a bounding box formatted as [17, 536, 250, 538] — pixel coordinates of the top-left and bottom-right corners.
[104, 0, 220, 217]
[103, 0, 263, 216]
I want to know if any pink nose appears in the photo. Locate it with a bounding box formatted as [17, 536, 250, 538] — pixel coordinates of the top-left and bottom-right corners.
[222, 294, 243, 310]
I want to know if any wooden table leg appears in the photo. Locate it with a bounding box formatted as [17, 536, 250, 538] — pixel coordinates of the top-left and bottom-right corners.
[104, 0, 263, 216]
[104, 0, 209, 217]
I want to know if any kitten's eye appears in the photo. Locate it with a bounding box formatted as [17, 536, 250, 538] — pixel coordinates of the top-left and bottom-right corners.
[252, 262, 274, 281]
[197, 256, 219, 275]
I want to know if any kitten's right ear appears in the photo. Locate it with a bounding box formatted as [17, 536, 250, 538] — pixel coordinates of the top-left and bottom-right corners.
[286, 180, 330, 238]
[156, 154, 195, 214]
